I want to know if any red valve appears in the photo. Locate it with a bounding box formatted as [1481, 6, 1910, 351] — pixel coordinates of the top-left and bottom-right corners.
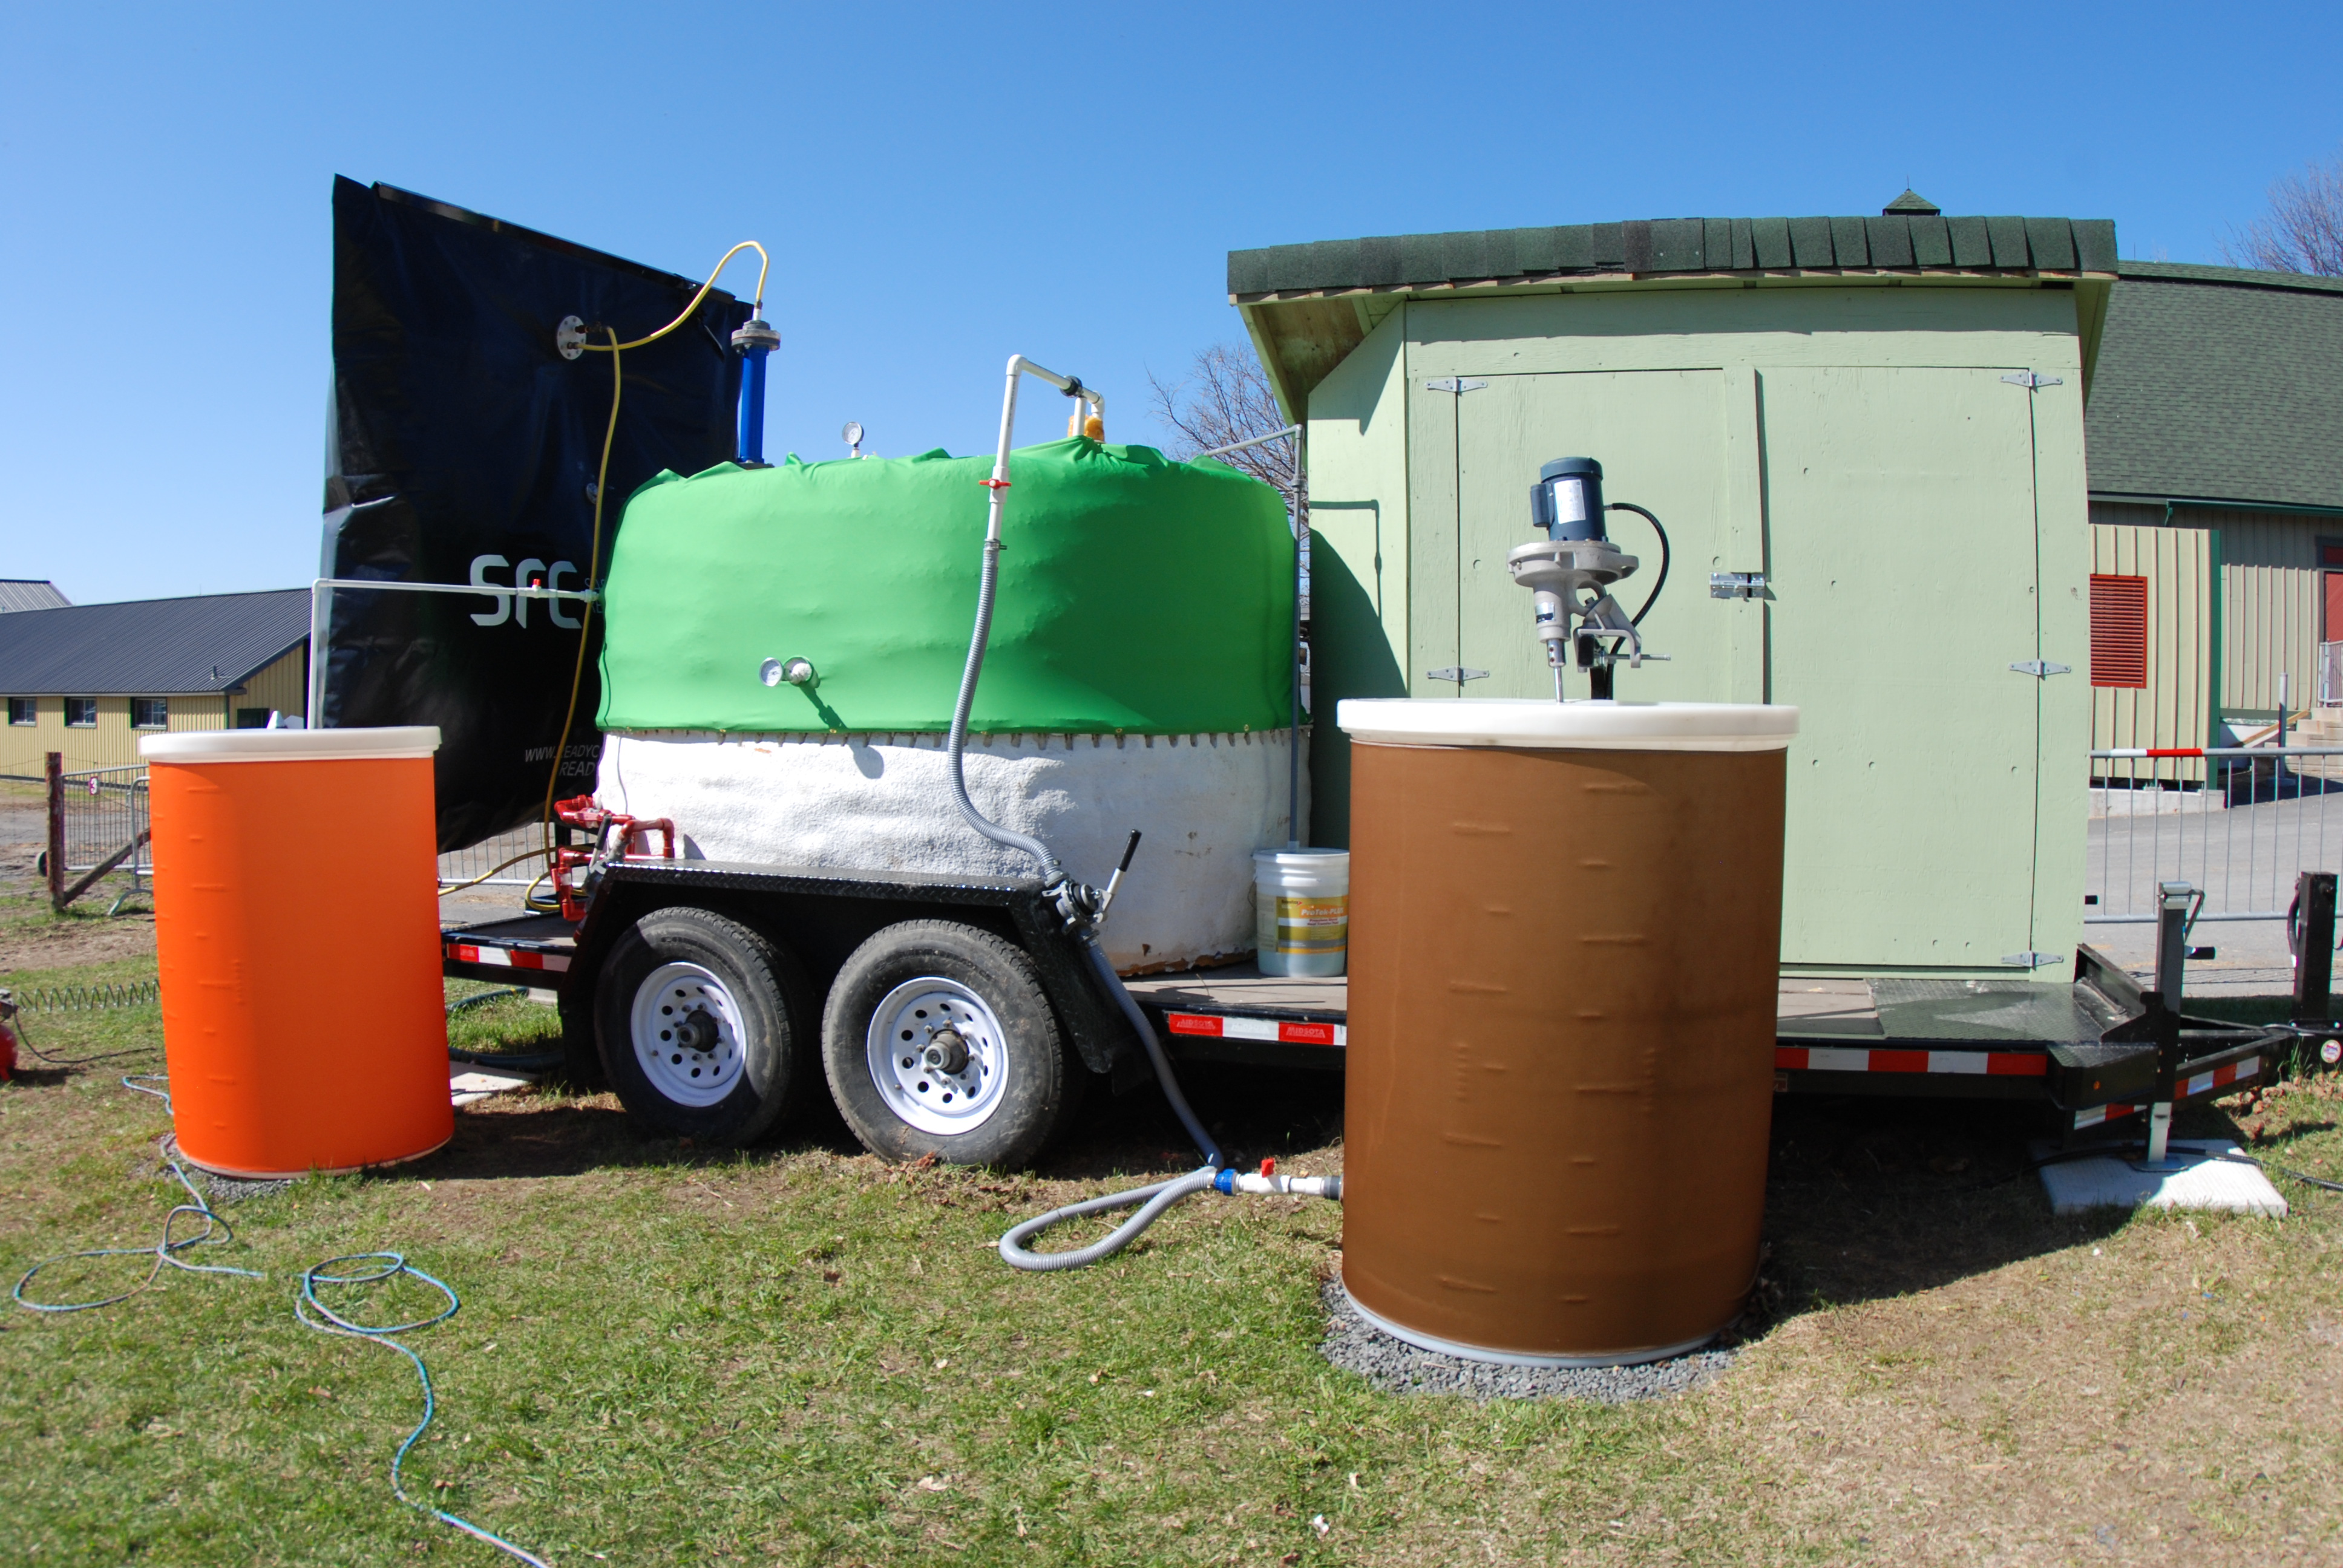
[1259, 1158, 1276, 1178]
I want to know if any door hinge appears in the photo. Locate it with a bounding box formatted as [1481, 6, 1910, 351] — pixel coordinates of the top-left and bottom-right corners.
[2010, 660, 2073, 678]
[1422, 377, 1487, 394]
[1425, 667, 1489, 685]
[2002, 951, 2061, 969]
[2001, 371, 2063, 389]
[1710, 571, 1767, 599]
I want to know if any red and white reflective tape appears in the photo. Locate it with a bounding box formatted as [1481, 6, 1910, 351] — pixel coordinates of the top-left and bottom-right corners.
[1164, 1011, 1345, 1047]
[444, 941, 571, 974]
[1774, 1045, 2048, 1077]
[2097, 747, 2205, 759]
[2071, 1057, 2259, 1129]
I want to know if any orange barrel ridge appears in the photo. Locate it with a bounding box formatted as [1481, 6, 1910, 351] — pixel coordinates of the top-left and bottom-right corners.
[140, 727, 450, 1178]
[1334, 699, 1798, 1366]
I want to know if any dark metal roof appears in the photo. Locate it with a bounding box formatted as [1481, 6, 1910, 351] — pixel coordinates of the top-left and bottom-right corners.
[0, 590, 309, 696]
[2085, 261, 2343, 511]
[1227, 214, 2117, 298]
[0, 580, 69, 613]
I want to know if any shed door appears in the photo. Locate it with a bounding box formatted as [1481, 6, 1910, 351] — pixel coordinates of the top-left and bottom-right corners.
[1438, 370, 1737, 702]
[1760, 367, 2044, 969]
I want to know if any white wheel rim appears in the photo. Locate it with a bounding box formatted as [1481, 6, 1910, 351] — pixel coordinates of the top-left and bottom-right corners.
[865, 977, 1010, 1136]
[630, 962, 747, 1108]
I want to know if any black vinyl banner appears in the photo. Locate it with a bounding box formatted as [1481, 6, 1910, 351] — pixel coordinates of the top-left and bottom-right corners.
[322, 177, 747, 851]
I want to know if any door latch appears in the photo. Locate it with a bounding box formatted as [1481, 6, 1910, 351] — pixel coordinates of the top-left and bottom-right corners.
[2001, 371, 2063, 389]
[1421, 378, 1487, 394]
[2009, 660, 2073, 678]
[1709, 572, 1766, 599]
[1425, 667, 1489, 685]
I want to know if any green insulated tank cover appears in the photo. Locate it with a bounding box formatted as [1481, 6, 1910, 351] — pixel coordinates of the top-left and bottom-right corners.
[597, 439, 1296, 736]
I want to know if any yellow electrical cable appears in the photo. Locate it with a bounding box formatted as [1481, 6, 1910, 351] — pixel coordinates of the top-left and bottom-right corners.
[533, 327, 624, 898]
[576, 241, 769, 353]
[529, 238, 767, 910]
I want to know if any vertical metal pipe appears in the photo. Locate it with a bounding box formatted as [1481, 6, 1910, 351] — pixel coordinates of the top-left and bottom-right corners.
[307, 580, 332, 729]
[1288, 429, 1304, 851]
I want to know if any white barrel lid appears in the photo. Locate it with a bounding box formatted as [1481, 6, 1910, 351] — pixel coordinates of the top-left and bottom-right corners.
[1337, 699, 1795, 752]
[140, 726, 441, 764]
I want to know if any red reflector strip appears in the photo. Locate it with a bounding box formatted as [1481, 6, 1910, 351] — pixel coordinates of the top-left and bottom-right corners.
[1775, 1045, 2047, 1076]
[443, 941, 569, 974]
[2073, 1060, 2259, 1129]
[1164, 1011, 1344, 1046]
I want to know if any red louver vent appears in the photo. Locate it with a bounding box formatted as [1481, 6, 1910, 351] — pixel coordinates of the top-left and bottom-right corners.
[2090, 574, 2149, 689]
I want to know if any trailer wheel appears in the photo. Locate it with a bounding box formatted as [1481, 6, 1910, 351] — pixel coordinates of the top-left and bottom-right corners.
[822, 921, 1081, 1168]
[595, 906, 813, 1146]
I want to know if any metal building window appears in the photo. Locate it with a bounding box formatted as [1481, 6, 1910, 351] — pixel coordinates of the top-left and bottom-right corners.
[2089, 574, 2149, 690]
[6, 698, 31, 726]
[132, 697, 168, 728]
[64, 697, 98, 727]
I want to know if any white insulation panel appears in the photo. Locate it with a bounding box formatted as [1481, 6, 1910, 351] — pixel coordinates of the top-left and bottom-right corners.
[597, 729, 1308, 973]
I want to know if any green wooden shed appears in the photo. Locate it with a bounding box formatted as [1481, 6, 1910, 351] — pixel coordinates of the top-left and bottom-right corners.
[1230, 199, 2118, 981]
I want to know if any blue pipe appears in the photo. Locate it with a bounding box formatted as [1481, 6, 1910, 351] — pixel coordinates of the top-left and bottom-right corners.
[736, 344, 770, 464]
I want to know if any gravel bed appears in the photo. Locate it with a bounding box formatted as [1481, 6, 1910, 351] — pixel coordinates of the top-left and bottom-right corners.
[1317, 1281, 1737, 1402]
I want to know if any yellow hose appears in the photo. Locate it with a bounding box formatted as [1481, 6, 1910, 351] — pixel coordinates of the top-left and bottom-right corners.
[534, 327, 624, 892]
[531, 238, 766, 908]
[576, 241, 768, 353]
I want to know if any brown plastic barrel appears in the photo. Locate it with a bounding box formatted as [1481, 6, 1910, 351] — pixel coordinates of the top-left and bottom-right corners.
[1335, 699, 1797, 1365]
[141, 727, 450, 1178]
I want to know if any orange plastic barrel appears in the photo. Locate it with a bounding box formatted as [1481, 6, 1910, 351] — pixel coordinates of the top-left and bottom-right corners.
[1335, 699, 1798, 1367]
[140, 727, 450, 1177]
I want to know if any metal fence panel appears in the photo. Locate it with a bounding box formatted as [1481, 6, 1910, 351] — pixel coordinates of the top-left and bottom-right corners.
[60, 765, 150, 877]
[2089, 747, 2343, 923]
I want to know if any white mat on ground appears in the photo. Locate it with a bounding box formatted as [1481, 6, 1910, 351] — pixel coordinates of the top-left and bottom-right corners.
[2034, 1139, 2288, 1218]
[598, 729, 1306, 972]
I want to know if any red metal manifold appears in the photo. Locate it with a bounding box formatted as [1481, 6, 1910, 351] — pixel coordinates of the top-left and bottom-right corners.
[551, 796, 676, 921]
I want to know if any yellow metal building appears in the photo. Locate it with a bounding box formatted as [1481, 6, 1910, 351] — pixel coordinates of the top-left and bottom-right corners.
[1, 590, 309, 775]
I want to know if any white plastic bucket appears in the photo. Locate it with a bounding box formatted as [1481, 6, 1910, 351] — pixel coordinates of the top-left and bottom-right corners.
[1253, 848, 1350, 977]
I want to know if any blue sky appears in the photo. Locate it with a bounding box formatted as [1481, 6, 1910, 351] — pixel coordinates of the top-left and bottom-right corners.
[4, 1, 2338, 604]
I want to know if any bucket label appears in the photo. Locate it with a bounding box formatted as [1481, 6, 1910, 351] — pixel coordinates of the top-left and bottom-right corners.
[1275, 895, 1349, 954]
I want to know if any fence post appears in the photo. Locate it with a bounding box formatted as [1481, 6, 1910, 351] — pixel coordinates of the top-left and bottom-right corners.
[2293, 871, 2336, 1025]
[44, 751, 65, 912]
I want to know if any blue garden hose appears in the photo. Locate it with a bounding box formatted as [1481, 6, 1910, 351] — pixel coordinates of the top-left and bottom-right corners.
[13, 1073, 554, 1564]
[296, 1253, 551, 1567]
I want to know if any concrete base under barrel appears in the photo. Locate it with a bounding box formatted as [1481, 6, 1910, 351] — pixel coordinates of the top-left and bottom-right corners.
[1335, 699, 1795, 1367]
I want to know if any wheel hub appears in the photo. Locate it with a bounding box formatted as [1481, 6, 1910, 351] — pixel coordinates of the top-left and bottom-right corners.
[629, 962, 747, 1108]
[866, 978, 1009, 1136]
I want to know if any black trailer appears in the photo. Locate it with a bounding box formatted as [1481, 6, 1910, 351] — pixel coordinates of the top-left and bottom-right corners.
[447, 859, 2332, 1163]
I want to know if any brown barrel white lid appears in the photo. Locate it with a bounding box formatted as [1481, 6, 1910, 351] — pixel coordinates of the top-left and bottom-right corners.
[1337, 699, 1795, 752]
[140, 727, 441, 764]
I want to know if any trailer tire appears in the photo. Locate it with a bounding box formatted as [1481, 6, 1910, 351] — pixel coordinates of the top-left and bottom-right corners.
[596, 906, 814, 1146]
[822, 920, 1081, 1169]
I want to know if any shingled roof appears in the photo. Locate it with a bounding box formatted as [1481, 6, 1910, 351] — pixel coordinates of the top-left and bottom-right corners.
[1228, 214, 2117, 298]
[0, 589, 309, 696]
[2083, 261, 2343, 512]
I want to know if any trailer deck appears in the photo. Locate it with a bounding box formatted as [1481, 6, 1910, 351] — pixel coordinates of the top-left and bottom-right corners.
[445, 887, 2298, 1149]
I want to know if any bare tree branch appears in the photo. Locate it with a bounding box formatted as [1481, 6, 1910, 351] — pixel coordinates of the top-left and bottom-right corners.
[1145, 343, 1303, 528]
[2222, 149, 2343, 276]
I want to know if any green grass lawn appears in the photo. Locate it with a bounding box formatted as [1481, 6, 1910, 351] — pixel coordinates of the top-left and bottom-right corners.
[5, 926, 2343, 1564]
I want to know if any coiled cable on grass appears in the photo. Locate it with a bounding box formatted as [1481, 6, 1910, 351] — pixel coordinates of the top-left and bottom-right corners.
[295, 1253, 551, 1567]
[11, 1119, 262, 1313]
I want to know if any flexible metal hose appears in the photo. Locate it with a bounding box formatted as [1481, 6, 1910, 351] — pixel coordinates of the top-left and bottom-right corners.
[945, 531, 1063, 881]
